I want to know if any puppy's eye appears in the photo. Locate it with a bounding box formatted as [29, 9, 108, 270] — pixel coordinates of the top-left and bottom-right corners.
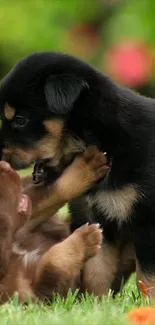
[12, 116, 28, 129]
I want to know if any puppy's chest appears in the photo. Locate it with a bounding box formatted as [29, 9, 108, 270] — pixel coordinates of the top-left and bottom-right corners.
[12, 242, 42, 267]
[86, 184, 140, 223]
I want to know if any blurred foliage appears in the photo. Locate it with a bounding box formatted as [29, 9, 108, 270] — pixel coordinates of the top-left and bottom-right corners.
[0, 1, 155, 182]
[0, 0, 103, 72]
[0, 0, 155, 95]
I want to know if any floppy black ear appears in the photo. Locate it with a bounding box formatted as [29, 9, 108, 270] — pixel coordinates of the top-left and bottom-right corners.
[44, 74, 88, 115]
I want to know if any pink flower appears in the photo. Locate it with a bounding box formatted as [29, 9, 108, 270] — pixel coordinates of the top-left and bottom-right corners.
[104, 42, 153, 87]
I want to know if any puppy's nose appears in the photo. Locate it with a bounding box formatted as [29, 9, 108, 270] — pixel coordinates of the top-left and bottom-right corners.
[0, 161, 12, 171]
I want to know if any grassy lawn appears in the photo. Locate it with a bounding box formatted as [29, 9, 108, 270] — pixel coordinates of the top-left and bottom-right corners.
[0, 276, 151, 325]
[12, 168, 151, 324]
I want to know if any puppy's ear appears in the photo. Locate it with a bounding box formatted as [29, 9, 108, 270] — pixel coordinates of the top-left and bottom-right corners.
[44, 74, 88, 115]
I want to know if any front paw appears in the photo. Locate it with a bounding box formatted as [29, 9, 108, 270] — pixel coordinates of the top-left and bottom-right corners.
[83, 146, 109, 182]
[74, 223, 103, 259]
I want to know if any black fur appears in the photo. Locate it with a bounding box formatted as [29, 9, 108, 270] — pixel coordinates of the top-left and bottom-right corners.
[32, 159, 62, 185]
[0, 52, 155, 293]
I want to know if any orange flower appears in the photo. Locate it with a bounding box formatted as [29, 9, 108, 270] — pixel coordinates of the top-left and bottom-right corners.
[138, 280, 148, 298]
[128, 307, 155, 324]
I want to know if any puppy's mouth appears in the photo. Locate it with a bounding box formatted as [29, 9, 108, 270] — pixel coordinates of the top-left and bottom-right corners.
[1, 133, 85, 171]
[1, 146, 53, 170]
[32, 155, 76, 185]
[2, 149, 59, 171]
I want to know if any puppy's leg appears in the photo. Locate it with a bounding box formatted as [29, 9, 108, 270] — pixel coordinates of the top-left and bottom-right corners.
[111, 243, 135, 294]
[34, 223, 102, 299]
[0, 161, 22, 276]
[81, 242, 119, 297]
[0, 219, 13, 277]
[70, 195, 120, 297]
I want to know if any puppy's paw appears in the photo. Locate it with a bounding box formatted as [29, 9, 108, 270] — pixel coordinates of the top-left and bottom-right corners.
[0, 161, 20, 184]
[57, 146, 109, 201]
[83, 146, 109, 181]
[0, 161, 21, 206]
[74, 223, 103, 259]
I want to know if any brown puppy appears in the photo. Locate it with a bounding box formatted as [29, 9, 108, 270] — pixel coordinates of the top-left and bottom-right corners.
[0, 148, 107, 303]
[0, 146, 107, 274]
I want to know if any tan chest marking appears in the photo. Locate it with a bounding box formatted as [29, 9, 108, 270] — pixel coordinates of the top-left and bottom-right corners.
[87, 185, 141, 223]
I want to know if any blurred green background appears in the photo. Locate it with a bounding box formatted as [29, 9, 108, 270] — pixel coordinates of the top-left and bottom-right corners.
[0, 0, 155, 95]
[0, 0, 155, 211]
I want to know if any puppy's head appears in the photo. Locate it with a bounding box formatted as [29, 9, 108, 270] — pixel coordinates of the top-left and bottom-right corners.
[0, 52, 91, 169]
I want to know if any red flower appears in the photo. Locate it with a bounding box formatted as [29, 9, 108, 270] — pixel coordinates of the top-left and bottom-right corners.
[104, 42, 153, 87]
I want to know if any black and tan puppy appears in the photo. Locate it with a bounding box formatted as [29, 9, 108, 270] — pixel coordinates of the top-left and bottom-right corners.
[0, 52, 154, 297]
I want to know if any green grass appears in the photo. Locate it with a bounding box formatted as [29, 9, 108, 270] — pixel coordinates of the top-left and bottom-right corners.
[18, 166, 33, 177]
[13, 168, 151, 324]
[0, 276, 152, 325]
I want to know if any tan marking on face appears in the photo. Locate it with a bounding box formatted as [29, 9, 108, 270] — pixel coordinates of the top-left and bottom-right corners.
[2, 118, 85, 167]
[43, 119, 64, 138]
[35, 119, 65, 161]
[36, 135, 62, 161]
[37, 119, 85, 163]
[2, 139, 61, 168]
[4, 103, 15, 120]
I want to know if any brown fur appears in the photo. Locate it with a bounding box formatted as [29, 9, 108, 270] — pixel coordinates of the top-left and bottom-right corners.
[36, 120, 65, 163]
[0, 162, 26, 277]
[81, 234, 136, 297]
[34, 223, 102, 300]
[1, 219, 102, 303]
[0, 148, 107, 303]
[81, 243, 120, 297]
